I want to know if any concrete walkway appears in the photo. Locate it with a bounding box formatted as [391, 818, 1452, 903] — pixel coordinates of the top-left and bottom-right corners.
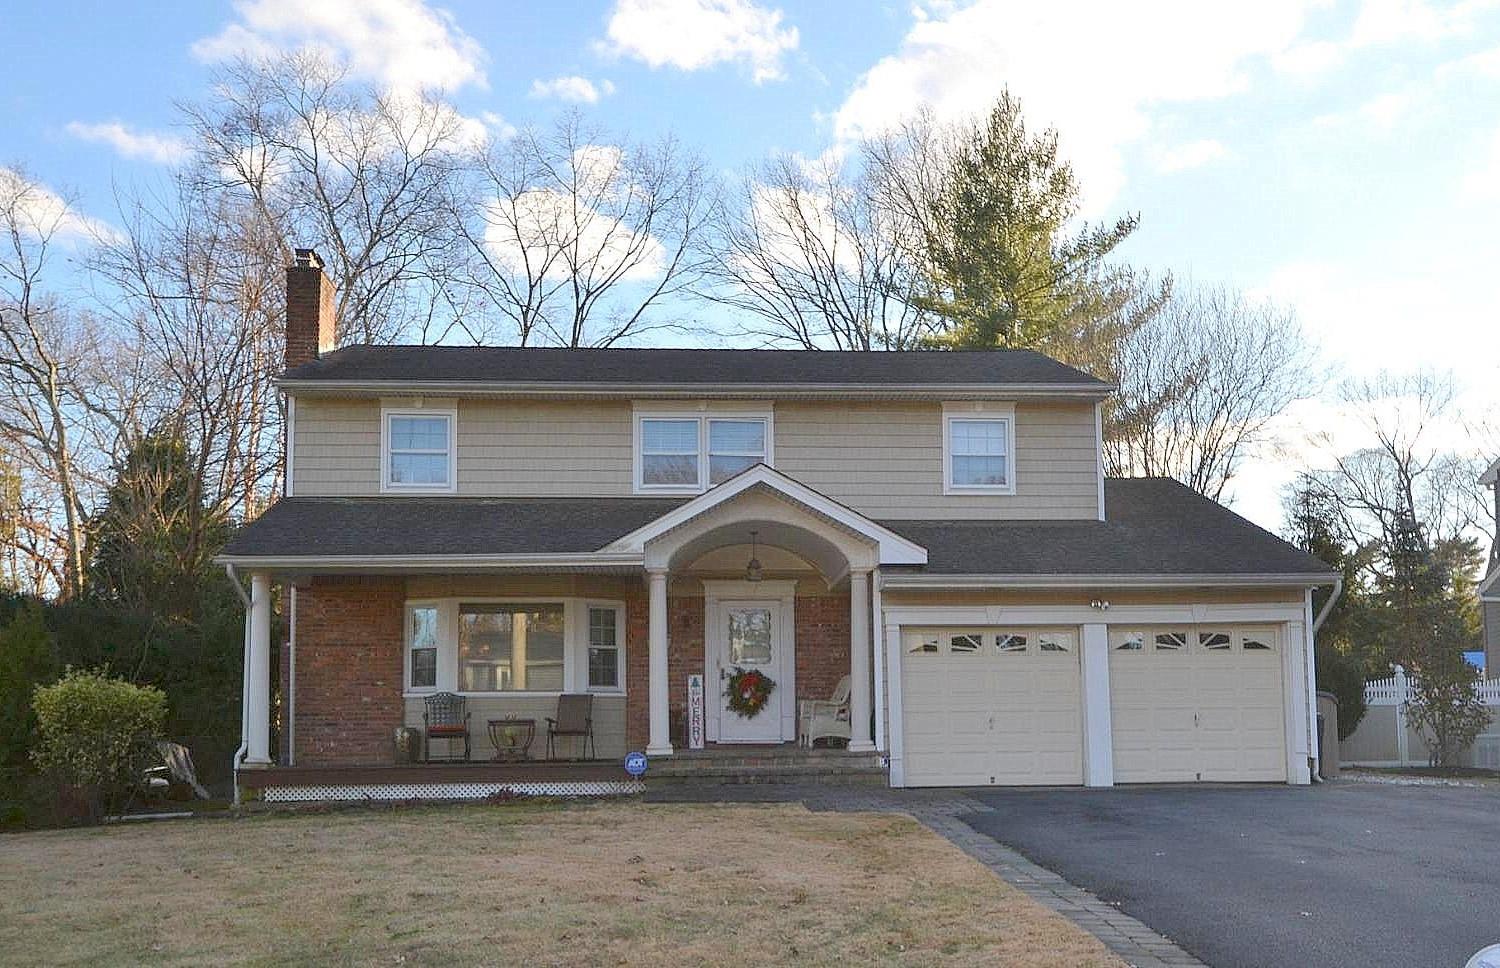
[645, 785, 1203, 967]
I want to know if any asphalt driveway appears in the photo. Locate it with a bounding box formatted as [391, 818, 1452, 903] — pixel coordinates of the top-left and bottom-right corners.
[965, 782, 1500, 968]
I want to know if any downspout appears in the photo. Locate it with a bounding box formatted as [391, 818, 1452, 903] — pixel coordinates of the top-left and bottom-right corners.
[225, 563, 253, 806]
[1306, 577, 1343, 783]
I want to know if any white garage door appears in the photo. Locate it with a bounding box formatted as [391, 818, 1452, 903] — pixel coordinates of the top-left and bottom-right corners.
[901, 627, 1084, 787]
[1109, 625, 1287, 783]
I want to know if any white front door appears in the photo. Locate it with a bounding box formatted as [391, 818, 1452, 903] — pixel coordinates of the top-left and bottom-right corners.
[716, 601, 785, 743]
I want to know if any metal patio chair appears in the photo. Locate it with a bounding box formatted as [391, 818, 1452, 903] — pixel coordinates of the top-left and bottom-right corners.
[423, 692, 471, 762]
[546, 694, 596, 761]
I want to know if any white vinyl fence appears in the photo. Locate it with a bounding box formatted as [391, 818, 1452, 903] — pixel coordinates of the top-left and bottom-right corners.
[1341, 666, 1500, 769]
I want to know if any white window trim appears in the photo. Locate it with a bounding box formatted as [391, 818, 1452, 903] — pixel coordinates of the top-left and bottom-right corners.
[942, 402, 1017, 495]
[632, 407, 775, 495]
[402, 596, 628, 698]
[584, 601, 627, 694]
[381, 405, 458, 494]
[404, 601, 441, 694]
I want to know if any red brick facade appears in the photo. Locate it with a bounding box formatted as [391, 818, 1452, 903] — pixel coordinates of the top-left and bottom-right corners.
[290, 576, 405, 766]
[288, 576, 853, 762]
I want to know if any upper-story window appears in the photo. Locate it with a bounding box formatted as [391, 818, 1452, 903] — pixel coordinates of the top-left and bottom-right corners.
[634, 411, 771, 493]
[382, 407, 456, 493]
[943, 404, 1016, 495]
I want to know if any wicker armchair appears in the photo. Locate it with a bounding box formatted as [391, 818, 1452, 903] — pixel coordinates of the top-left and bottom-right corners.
[423, 692, 471, 762]
[546, 694, 596, 761]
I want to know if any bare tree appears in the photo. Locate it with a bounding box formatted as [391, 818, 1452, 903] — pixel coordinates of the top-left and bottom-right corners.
[0, 169, 115, 598]
[453, 112, 711, 347]
[699, 151, 933, 349]
[1106, 284, 1316, 500]
[1305, 373, 1478, 549]
[181, 51, 471, 345]
[92, 173, 286, 527]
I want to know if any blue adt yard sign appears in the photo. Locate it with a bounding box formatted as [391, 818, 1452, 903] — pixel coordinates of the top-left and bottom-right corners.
[624, 751, 648, 777]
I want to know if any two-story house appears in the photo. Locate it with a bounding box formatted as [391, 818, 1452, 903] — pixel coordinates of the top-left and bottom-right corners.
[219, 250, 1337, 801]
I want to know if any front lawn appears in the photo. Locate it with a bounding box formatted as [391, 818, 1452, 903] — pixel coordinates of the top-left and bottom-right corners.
[0, 800, 1120, 967]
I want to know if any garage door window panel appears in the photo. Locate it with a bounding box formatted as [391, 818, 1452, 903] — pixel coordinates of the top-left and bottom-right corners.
[907, 633, 940, 655]
[996, 633, 1029, 654]
[1199, 631, 1232, 652]
[1039, 631, 1075, 653]
[1241, 630, 1275, 651]
[1155, 631, 1187, 652]
[1112, 630, 1146, 652]
[950, 633, 985, 655]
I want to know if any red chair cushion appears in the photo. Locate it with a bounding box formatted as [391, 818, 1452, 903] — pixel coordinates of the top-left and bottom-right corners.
[428, 725, 466, 735]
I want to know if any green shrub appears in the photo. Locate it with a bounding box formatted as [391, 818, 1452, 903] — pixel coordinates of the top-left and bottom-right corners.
[31, 668, 167, 821]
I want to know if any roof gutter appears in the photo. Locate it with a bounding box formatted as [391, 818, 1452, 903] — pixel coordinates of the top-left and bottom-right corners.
[879, 572, 1343, 589]
[213, 551, 647, 572]
[1312, 576, 1343, 634]
[275, 379, 1116, 400]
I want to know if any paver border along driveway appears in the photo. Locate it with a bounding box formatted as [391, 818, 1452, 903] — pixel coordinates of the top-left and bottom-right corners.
[964, 782, 1500, 968]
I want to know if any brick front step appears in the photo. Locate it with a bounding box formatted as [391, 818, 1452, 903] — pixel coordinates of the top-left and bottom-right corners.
[645, 747, 887, 786]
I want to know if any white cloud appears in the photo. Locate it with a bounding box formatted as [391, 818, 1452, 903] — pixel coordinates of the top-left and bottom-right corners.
[529, 75, 616, 104]
[484, 145, 667, 283]
[1308, 90, 1417, 134]
[193, 0, 487, 93]
[1154, 138, 1230, 173]
[64, 121, 190, 166]
[833, 0, 1315, 214]
[0, 168, 118, 245]
[1276, 0, 1495, 77]
[1461, 126, 1500, 202]
[600, 0, 798, 84]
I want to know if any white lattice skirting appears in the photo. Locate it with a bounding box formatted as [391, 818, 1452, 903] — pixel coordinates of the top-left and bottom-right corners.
[263, 780, 645, 802]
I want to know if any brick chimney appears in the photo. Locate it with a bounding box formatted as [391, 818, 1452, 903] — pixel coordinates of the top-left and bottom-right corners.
[285, 248, 337, 371]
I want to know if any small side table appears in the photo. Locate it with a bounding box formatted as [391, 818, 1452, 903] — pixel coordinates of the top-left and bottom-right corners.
[487, 718, 536, 762]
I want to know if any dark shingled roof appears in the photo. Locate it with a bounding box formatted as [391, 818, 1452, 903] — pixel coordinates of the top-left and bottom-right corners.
[882, 478, 1334, 576]
[222, 497, 686, 558]
[282, 345, 1109, 388]
[222, 478, 1332, 579]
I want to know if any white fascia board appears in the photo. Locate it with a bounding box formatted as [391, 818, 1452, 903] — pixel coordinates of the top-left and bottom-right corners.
[1480, 457, 1500, 486]
[879, 572, 1339, 589]
[213, 552, 644, 572]
[277, 380, 1115, 400]
[602, 464, 928, 566]
[1478, 566, 1500, 598]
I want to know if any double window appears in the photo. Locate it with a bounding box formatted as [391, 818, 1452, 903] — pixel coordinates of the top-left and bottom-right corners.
[382, 408, 456, 492]
[404, 599, 625, 694]
[635, 412, 771, 492]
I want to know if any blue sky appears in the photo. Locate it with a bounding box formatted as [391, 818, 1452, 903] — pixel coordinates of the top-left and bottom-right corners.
[3, 0, 1498, 529]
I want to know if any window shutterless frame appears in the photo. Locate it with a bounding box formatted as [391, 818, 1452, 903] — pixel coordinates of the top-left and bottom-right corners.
[632, 409, 773, 494]
[400, 597, 628, 698]
[380, 405, 457, 494]
[404, 601, 441, 693]
[584, 602, 627, 693]
[941, 403, 1016, 495]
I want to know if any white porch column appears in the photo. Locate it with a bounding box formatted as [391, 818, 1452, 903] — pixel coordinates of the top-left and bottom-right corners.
[245, 571, 273, 765]
[847, 569, 874, 753]
[1080, 623, 1114, 787]
[646, 569, 673, 757]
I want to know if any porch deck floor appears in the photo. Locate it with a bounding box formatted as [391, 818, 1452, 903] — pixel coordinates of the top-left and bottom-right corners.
[241, 760, 629, 786]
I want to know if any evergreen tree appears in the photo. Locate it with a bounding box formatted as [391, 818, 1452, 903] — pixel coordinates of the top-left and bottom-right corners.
[0, 600, 57, 767]
[914, 92, 1142, 350]
[85, 427, 229, 621]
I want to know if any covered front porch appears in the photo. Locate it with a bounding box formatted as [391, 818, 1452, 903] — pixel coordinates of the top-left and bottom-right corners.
[226, 468, 928, 797]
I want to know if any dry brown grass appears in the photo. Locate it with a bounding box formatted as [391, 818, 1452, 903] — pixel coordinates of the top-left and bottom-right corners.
[0, 801, 1123, 967]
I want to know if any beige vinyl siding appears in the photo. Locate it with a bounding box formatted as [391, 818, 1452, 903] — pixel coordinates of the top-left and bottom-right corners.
[456, 400, 632, 496]
[292, 397, 381, 495]
[774, 400, 1099, 519]
[291, 394, 1102, 519]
